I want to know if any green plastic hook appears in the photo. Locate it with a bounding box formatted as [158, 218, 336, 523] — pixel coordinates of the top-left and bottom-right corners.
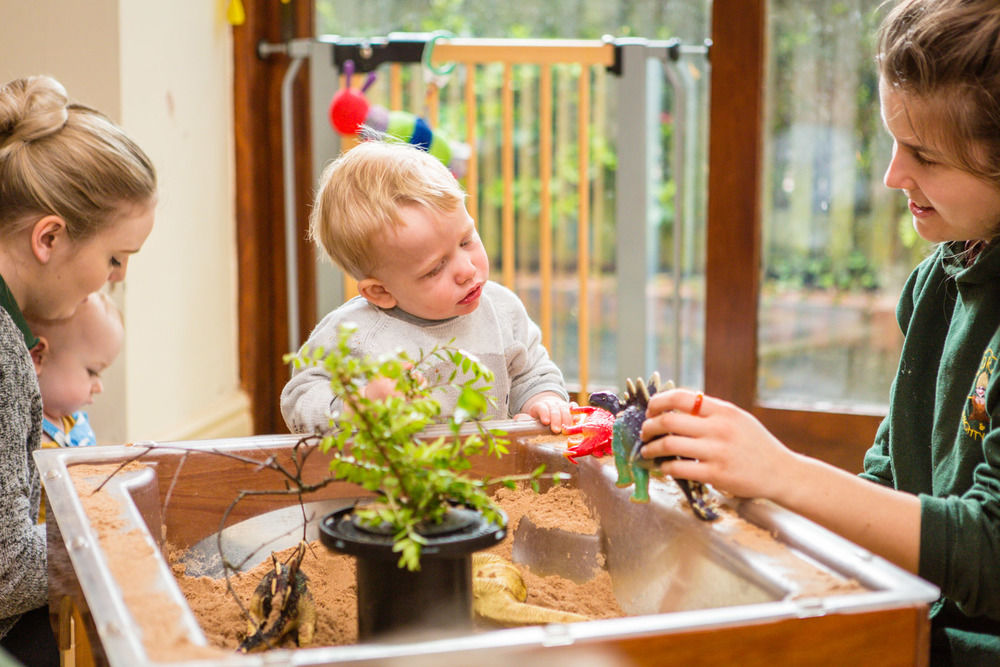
[422, 30, 456, 78]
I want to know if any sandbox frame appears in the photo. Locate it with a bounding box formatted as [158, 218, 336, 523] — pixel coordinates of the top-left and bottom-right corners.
[37, 422, 939, 666]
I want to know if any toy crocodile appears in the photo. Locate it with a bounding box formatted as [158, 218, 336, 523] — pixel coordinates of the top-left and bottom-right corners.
[472, 552, 589, 626]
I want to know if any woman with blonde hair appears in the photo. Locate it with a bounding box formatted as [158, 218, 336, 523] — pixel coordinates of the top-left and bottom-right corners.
[0, 75, 156, 665]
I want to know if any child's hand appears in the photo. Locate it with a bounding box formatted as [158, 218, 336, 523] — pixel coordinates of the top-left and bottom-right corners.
[518, 392, 574, 433]
[362, 366, 424, 401]
[362, 376, 399, 401]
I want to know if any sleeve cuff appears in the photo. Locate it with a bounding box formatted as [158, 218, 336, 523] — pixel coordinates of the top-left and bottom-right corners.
[918, 493, 949, 588]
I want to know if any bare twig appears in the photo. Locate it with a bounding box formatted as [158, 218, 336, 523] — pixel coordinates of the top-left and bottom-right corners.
[87, 435, 337, 648]
[161, 450, 189, 521]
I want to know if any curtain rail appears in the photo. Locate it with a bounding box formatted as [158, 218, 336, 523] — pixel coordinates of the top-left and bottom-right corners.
[293, 33, 707, 74]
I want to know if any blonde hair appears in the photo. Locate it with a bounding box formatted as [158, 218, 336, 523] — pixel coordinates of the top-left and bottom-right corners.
[309, 140, 466, 279]
[877, 0, 1000, 183]
[0, 75, 156, 240]
[28, 290, 123, 346]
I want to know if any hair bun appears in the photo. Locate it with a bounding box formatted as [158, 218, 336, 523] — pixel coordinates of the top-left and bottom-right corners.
[0, 75, 71, 155]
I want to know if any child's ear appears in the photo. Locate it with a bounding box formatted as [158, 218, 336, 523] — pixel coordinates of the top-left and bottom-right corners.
[357, 278, 398, 309]
[30, 215, 67, 264]
[30, 336, 49, 374]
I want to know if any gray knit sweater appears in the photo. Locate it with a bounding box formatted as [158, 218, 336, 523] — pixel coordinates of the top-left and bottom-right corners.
[0, 306, 47, 637]
[281, 280, 568, 433]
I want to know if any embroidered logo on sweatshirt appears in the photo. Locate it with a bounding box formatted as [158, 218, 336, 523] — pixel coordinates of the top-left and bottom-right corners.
[963, 348, 997, 440]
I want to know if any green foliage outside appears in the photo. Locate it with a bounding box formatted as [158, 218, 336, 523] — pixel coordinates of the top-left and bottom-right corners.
[316, 1, 707, 43]
[314, 0, 926, 404]
[315, 0, 709, 388]
[763, 0, 928, 295]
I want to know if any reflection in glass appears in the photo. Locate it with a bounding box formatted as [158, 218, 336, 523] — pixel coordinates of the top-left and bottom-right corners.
[760, 0, 928, 410]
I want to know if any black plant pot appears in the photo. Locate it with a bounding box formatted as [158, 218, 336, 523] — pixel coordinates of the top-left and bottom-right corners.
[319, 505, 506, 641]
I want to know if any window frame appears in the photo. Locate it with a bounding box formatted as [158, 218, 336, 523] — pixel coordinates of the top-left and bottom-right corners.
[705, 0, 881, 471]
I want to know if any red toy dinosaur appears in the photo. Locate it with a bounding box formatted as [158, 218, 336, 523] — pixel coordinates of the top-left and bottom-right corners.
[562, 405, 615, 463]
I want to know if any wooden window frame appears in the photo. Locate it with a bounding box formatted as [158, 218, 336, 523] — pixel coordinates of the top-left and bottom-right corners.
[705, 0, 881, 471]
[234, 0, 883, 471]
[233, 1, 316, 434]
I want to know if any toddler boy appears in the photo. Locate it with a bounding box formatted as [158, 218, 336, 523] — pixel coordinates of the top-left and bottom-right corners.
[281, 140, 572, 433]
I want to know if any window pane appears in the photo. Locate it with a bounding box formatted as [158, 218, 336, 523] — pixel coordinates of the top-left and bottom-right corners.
[760, 0, 929, 411]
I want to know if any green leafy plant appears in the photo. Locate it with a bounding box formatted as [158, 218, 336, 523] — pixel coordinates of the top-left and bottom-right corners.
[286, 322, 552, 571]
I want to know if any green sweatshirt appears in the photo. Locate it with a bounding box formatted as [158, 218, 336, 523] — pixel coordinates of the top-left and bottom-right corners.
[861, 241, 1000, 658]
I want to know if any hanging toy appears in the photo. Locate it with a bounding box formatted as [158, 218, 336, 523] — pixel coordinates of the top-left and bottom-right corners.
[328, 60, 469, 178]
[226, 0, 245, 25]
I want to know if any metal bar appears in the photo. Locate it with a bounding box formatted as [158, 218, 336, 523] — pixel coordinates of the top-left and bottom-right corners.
[680, 51, 705, 388]
[614, 41, 652, 382]
[592, 67, 606, 297]
[280, 44, 308, 356]
[310, 40, 345, 320]
[330, 33, 427, 71]
[663, 56, 687, 384]
[323, 33, 708, 73]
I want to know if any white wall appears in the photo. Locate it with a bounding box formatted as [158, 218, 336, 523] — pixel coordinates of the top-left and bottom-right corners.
[0, 0, 251, 442]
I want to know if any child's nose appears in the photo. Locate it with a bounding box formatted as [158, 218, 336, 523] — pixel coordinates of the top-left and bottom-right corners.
[92, 378, 104, 395]
[455, 254, 476, 282]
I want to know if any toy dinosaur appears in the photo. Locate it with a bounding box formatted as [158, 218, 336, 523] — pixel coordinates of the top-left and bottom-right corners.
[562, 404, 615, 463]
[576, 374, 718, 520]
[582, 375, 662, 504]
[472, 553, 589, 626]
[237, 542, 316, 653]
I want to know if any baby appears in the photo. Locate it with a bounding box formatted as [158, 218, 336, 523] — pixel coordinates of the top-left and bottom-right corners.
[28, 291, 123, 448]
[281, 140, 573, 433]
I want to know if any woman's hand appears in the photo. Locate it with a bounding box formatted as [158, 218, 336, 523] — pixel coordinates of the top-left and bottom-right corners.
[639, 388, 801, 503]
[641, 388, 921, 572]
[518, 392, 575, 433]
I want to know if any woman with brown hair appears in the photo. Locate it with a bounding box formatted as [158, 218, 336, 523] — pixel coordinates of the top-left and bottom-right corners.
[642, 1, 1000, 662]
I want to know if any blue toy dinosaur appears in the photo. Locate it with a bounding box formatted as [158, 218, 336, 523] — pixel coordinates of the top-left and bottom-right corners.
[588, 373, 717, 520]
